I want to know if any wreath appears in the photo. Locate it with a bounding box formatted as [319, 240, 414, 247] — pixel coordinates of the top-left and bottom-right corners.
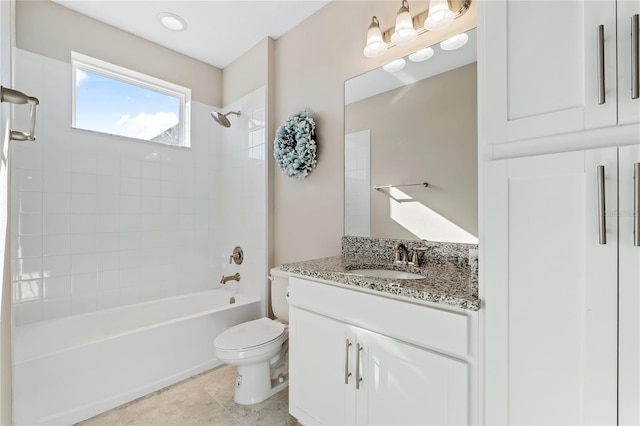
[273, 110, 317, 180]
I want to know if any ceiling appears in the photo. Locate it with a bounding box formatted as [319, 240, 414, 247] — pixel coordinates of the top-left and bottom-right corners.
[52, 0, 330, 69]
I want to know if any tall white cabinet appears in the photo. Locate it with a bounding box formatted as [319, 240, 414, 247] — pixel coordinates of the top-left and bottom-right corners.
[483, 0, 640, 147]
[484, 146, 640, 424]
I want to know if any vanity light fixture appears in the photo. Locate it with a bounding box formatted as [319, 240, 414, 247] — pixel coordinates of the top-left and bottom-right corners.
[361, 0, 471, 58]
[424, 0, 455, 31]
[383, 58, 406, 73]
[390, 0, 418, 45]
[408, 47, 435, 62]
[440, 32, 469, 50]
[363, 16, 388, 58]
[157, 12, 187, 32]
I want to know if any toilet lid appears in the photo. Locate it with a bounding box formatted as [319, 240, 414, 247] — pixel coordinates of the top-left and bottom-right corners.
[215, 318, 286, 350]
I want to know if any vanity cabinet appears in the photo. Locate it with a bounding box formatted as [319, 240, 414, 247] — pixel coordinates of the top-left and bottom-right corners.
[484, 145, 640, 424]
[288, 276, 473, 425]
[483, 0, 640, 148]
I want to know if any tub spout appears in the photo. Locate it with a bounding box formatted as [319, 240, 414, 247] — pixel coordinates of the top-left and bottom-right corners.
[220, 273, 240, 284]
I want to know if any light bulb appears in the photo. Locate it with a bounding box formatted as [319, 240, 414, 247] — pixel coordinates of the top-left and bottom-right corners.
[440, 33, 469, 50]
[383, 58, 406, 73]
[390, 0, 417, 45]
[363, 16, 388, 58]
[424, 0, 454, 31]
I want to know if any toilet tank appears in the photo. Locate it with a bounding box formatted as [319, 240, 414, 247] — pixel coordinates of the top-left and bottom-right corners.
[270, 267, 289, 323]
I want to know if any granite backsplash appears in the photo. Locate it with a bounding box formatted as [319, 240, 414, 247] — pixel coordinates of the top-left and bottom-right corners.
[342, 236, 479, 297]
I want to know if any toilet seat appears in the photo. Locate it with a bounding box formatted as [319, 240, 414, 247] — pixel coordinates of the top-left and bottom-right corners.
[213, 318, 288, 363]
[215, 318, 286, 351]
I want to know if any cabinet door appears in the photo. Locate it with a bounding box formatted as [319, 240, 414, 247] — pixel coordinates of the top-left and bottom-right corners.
[289, 307, 355, 425]
[355, 329, 468, 426]
[484, 0, 617, 144]
[618, 1, 640, 125]
[619, 144, 640, 424]
[484, 148, 618, 424]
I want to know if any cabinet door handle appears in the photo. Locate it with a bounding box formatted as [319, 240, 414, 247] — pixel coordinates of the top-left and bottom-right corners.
[355, 343, 363, 390]
[634, 163, 639, 247]
[598, 165, 607, 245]
[597, 25, 606, 105]
[344, 339, 352, 384]
[632, 14, 639, 99]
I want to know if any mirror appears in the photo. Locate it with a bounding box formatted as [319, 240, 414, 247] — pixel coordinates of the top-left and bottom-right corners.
[344, 28, 478, 244]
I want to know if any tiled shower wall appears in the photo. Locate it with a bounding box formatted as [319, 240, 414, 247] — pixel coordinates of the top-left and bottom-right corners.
[11, 49, 267, 325]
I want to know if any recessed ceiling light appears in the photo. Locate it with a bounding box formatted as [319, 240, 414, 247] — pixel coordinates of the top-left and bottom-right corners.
[157, 12, 187, 32]
[383, 58, 406, 73]
[440, 33, 469, 51]
[408, 47, 435, 62]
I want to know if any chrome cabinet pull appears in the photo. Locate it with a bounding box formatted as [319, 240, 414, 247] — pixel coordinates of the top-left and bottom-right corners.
[344, 339, 352, 384]
[634, 163, 639, 247]
[597, 25, 606, 105]
[355, 343, 363, 390]
[632, 15, 639, 99]
[598, 165, 607, 244]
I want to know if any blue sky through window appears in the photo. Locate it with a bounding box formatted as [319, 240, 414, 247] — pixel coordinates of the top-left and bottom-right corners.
[75, 69, 180, 142]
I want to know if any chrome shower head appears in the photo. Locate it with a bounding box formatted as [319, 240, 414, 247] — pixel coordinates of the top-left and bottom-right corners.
[211, 110, 241, 128]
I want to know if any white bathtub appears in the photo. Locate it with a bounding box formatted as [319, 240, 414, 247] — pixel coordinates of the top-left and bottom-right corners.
[13, 290, 261, 426]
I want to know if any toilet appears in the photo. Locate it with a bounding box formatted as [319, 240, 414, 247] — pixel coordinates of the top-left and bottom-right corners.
[213, 267, 290, 405]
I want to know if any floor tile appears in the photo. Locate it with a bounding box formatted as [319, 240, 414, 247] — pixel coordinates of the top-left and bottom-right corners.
[77, 366, 300, 426]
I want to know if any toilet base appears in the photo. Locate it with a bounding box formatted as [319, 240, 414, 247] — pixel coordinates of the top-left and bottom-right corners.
[234, 361, 288, 405]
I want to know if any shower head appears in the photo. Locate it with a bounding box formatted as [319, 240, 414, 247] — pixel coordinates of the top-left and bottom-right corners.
[211, 110, 241, 128]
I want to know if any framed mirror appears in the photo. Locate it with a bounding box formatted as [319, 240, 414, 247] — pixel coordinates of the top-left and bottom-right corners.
[344, 28, 478, 244]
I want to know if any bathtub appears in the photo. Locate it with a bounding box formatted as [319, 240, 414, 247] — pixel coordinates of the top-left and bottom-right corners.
[13, 290, 261, 426]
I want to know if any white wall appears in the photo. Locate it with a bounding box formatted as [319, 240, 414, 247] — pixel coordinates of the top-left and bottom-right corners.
[10, 49, 267, 325]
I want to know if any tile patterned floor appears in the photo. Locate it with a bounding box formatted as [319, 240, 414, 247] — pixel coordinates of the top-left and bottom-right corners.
[77, 365, 300, 426]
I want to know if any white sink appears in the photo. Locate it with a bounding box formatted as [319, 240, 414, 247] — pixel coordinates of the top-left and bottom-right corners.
[349, 269, 426, 280]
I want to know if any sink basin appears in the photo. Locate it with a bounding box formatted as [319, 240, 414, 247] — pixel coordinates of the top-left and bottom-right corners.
[349, 269, 426, 280]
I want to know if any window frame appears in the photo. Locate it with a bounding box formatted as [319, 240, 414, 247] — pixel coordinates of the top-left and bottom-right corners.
[71, 51, 191, 148]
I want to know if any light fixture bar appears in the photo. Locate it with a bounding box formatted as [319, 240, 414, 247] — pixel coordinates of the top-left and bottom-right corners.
[381, 0, 471, 48]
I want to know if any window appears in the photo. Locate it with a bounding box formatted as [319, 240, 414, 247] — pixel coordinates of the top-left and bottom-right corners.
[72, 52, 191, 147]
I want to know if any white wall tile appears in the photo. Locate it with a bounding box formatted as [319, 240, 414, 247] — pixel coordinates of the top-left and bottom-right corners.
[71, 273, 97, 296]
[13, 168, 43, 192]
[43, 297, 71, 320]
[43, 275, 71, 299]
[15, 235, 42, 259]
[43, 192, 71, 214]
[12, 50, 268, 325]
[16, 191, 43, 214]
[43, 171, 71, 193]
[43, 214, 70, 235]
[70, 253, 97, 275]
[43, 255, 71, 278]
[43, 234, 70, 256]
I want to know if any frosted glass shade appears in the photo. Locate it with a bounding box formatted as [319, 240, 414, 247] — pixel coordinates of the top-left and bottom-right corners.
[424, 0, 454, 31]
[363, 16, 388, 58]
[390, 1, 417, 45]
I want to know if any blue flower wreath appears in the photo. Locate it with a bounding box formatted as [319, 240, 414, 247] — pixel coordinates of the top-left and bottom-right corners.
[273, 110, 317, 180]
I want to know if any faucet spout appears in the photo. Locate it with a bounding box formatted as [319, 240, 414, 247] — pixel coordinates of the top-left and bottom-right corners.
[220, 272, 240, 284]
[394, 243, 409, 265]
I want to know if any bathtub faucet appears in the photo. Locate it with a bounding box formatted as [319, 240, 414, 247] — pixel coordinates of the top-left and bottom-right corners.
[220, 273, 240, 284]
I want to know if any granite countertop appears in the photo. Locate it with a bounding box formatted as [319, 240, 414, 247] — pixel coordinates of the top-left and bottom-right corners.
[281, 255, 480, 311]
